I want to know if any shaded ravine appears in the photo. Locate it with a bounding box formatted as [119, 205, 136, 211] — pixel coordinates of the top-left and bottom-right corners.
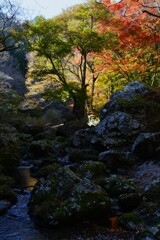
[0, 166, 134, 240]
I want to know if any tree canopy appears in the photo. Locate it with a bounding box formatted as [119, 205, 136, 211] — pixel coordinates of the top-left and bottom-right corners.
[20, 1, 115, 118]
[13, 0, 160, 118]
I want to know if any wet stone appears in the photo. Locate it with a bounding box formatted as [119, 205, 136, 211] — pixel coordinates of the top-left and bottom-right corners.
[0, 200, 11, 215]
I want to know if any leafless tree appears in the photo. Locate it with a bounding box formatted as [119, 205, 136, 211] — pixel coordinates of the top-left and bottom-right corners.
[0, 0, 19, 52]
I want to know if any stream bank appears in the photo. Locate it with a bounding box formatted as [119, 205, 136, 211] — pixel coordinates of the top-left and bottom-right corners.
[1, 81, 160, 239]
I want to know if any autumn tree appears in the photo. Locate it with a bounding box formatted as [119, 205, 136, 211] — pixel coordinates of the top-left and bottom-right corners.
[95, 0, 160, 87]
[21, 1, 114, 118]
[104, 0, 160, 19]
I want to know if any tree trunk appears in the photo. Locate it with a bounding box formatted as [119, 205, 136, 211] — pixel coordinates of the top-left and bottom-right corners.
[72, 94, 87, 119]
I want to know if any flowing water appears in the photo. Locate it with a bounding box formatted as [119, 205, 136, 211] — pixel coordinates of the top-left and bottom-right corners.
[0, 166, 76, 240]
[0, 192, 47, 240]
[0, 166, 134, 240]
[0, 166, 47, 240]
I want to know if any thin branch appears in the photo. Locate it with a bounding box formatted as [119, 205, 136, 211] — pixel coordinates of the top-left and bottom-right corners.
[142, 10, 160, 18]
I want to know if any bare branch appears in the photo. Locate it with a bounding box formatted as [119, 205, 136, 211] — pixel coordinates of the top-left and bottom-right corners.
[142, 10, 160, 18]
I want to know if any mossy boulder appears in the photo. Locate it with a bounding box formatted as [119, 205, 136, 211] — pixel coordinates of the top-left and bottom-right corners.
[69, 149, 98, 163]
[118, 193, 141, 211]
[21, 124, 44, 137]
[52, 136, 71, 156]
[144, 181, 160, 203]
[132, 132, 160, 160]
[52, 179, 111, 225]
[29, 166, 111, 226]
[98, 150, 132, 171]
[0, 174, 15, 187]
[29, 140, 52, 158]
[56, 119, 88, 137]
[100, 81, 149, 119]
[77, 161, 108, 180]
[0, 200, 11, 215]
[115, 89, 160, 133]
[31, 163, 62, 178]
[119, 212, 142, 231]
[72, 128, 94, 148]
[0, 124, 21, 176]
[0, 173, 16, 214]
[104, 175, 137, 198]
[0, 184, 17, 205]
[34, 128, 57, 140]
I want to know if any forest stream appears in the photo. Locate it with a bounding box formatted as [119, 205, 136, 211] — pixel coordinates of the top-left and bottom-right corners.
[0, 165, 134, 240]
[0, 166, 47, 240]
[0, 166, 80, 240]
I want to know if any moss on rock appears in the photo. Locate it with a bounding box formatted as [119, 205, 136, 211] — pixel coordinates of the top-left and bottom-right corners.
[29, 167, 111, 226]
[144, 181, 160, 203]
[104, 175, 137, 198]
[0, 184, 17, 204]
[0, 124, 21, 176]
[69, 149, 98, 163]
[77, 161, 108, 180]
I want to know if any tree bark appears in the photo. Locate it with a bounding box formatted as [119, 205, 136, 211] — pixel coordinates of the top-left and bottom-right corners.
[72, 94, 87, 119]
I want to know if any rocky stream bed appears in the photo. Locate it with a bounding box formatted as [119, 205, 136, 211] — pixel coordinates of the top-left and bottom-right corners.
[1, 81, 160, 239]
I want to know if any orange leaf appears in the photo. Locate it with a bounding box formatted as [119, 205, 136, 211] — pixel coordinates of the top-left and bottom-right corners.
[110, 216, 119, 231]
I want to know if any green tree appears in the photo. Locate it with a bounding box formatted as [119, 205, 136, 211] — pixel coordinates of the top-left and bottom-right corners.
[21, 1, 113, 118]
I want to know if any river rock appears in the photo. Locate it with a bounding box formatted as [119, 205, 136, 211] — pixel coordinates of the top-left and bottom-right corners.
[51, 136, 71, 158]
[76, 161, 108, 179]
[0, 200, 11, 215]
[144, 181, 160, 203]
[72, 128, 94, 148]
[57, 119, 88, 137]
[98, 150, 132, 171]
[131, 132, 160, 160]
[29, 140, 52, 158]
[118, 193, 141, 211]
[100, 81, 149, 119]
[34, 127, 57, 140]
[0, 124, 21, 176]
[104, 175, 137, 198]
[21, 124, 44, 137]
[0, 185, 17, 204]
[29, 166, 111, 226]
[69, 149, 98, 162]
[119, 212, 142, 231]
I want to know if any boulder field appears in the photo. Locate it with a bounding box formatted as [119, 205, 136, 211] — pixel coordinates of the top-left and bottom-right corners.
[1, 81, 160, 239]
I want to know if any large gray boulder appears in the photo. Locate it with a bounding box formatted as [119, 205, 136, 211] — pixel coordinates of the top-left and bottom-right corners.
[29, 166, 111, 226]
[96, 111, 141, 136]
[100, 81, 149, 119]
[73, 111, 143, 149]
[72, 128, 94, 148]
[73, 82, 148, 149]
[91, 111, 143, 149]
